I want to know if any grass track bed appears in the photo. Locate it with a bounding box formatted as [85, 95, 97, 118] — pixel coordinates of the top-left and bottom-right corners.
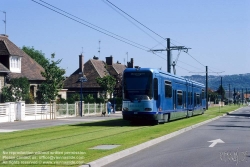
[0, 105, 241, 167]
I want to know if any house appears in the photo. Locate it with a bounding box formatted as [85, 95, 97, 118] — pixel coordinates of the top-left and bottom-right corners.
[244, 93, 250, 101]
[0, 34, 45, 102]
[63, 55, 129, 99]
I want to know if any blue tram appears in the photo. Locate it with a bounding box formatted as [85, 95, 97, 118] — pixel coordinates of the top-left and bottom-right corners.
[122, 67, 206, 123]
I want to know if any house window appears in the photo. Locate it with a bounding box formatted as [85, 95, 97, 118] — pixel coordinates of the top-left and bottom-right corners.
[9, 56, 21, 73]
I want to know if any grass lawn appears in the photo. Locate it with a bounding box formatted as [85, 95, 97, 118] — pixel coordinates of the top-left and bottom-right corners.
[0, 105, 242, 167]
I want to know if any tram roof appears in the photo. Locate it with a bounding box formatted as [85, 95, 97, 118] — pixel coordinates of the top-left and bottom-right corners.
[124, 67, 205, 87]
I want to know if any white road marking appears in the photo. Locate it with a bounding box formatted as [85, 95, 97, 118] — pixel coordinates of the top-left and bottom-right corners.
[208, 139, 225, 147]
[0, 129, 23, 132]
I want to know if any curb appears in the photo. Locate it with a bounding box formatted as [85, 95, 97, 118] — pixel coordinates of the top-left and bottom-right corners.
[80, 108, 242, 167]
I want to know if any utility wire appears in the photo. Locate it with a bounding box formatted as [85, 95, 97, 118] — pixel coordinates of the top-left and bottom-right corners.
[102, 0, 165, 48]
[104, 0, 208, 74]
[38, 0, 149, 51]
[151, 45, 206, 73]
[150, 38, 167, 50]
[185, 51, 222, 74]
[32, 0, 150, 51]
[185, 52, 205, 67]
[176, 64, 192, 73]
[151, 51, 167, 61]
[171, 38, 190, 48]
[178, 60, 204, 71]
[105, 0, 166, 41]
[33, 0, 210, 74]
[171, 39, 225, 74]
[33, 0, 168, 62]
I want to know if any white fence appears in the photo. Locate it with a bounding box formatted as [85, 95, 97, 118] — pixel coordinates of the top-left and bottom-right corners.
[0, 103, 11, 122]
[0, 102, 106, 123]
[56, 103, 77, 117]
[25, 104, 50, 121]
[83, 103, 106, 115]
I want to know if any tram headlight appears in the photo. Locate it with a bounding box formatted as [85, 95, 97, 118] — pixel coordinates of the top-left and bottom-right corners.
[123, 107, 128, 111]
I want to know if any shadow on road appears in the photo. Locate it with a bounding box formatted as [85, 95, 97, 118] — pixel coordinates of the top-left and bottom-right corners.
[71, 119, 155, 127]
[226, 113, 250, 118]
[209, 124, 250, 129]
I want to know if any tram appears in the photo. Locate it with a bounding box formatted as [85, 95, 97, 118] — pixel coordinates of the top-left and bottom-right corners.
[122, 67, 206, 124]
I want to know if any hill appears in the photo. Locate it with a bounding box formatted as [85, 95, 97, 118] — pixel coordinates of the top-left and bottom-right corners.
[183, 73, 250, 91]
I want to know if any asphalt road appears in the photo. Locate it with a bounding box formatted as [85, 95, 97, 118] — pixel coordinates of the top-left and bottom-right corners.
[0, 112, 122, 132]
[103, 107, 250, 167]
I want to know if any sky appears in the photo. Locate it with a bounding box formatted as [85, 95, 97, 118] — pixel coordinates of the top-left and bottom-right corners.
[1, 0, 250, 77]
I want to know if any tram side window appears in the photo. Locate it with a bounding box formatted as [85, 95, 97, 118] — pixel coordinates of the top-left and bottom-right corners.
[183, 91, 187, 107]
[194, 93, 197, 106]
[197, 94, 200, 105]
[154, 78, 158, 100]
[165, 81, 172, 98]
[202, 89, 205, 99]
[189, 92, 193, 105]
[177, 90, 183, 106]
[183, 91, 186, 107]
[188, 92, 191, 105]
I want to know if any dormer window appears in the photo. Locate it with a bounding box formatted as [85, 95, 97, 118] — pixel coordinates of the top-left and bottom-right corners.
[9, 55, 21, 73]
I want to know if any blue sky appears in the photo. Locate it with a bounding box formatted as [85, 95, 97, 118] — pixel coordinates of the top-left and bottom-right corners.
[1, 0, 250, 77]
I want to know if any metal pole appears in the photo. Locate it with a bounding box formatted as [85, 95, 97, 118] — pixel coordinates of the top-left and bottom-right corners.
[1, 11, 6, 35]
[4, 11, 6, 35]
[246, 88, 247, 104]
[167, 38, 171, 73]
[80, 81, 83, 117]
[220, 77, 222, 102]
[242, 88, 244, 105]
[233, 88, 236, 105]
[0, 10, 6, 36]
[206, 66, 208, 110]
[229, 84, 231, 105]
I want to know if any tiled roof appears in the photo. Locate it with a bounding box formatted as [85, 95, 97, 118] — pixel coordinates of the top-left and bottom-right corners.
[0, 40, 9, 55]
[64, 59, 105, 88]
[63, 58, 126, 89]
[244, 94, 250, 98]
[0, 62, 10, 72]
[90, 59, 109, 77]
[63, 68, 83, 89]
[110, 63, 126, 75]
[0, 35, 45, 81]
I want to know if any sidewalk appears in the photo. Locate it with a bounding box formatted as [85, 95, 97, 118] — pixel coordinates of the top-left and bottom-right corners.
[0, 112, 122, 133]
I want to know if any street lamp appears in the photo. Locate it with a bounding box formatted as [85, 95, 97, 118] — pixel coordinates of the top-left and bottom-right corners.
[78, 73, 87, 117]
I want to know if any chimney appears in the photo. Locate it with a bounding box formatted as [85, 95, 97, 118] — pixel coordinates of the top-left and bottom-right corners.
[79, 54, 84, 72]
[93, 55, 99, 60]
[106, 55, 113, 65]
[127, 58, 134, 68]
[0, 34, 8, 38]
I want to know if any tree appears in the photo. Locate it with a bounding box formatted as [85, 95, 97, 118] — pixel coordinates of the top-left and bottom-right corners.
[96, 75, 116, 99]
[114, 73, 123, 97]
[2, 87, 14, 102]
[22, 46, 50, 68]
[216, 85, 225, 100]
[36, 53, 65, 103]
[207, 89, 218, 103]
[84, 94, 95, 103]
[67, 93, 80, 104]
[2, 77, 30, 102]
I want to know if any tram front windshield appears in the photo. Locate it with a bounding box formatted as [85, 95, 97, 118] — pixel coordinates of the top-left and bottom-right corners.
[123, 72, 153, 101]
